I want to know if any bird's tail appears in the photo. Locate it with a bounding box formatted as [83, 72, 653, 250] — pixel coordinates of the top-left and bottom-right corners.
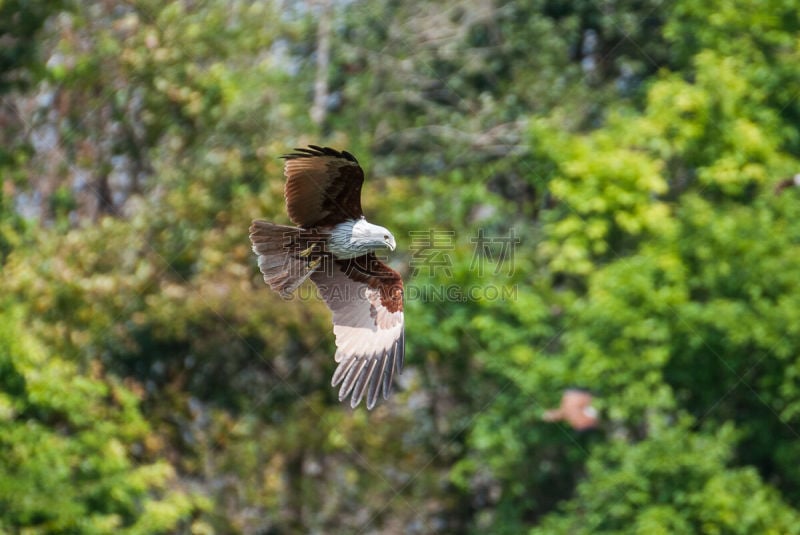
[249, 220, 326, 298]
[541, 409, 563, 422]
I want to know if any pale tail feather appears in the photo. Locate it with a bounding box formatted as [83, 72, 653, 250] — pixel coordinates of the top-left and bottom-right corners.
[249, 220, 318, 298]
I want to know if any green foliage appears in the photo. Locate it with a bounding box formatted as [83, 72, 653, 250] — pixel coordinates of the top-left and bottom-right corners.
[0, 0, 64, 91]
[0, 305, 202, 532]
[2, 0, 800, 532]
[532, 421, 800, 534]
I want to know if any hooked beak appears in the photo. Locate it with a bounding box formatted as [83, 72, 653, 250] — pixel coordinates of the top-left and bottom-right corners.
[385, 236, 396, 251]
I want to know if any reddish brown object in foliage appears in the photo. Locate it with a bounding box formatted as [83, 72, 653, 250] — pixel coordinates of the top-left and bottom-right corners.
[542, 389, 599, 431]
[774, 173, 800, 194]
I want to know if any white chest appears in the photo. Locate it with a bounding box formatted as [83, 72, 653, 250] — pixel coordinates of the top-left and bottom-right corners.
[327, 219, 366, 259]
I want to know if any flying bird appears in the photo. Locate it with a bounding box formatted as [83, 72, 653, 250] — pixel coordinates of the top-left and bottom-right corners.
[542, 389, 599, 431]
[249, 145, 404, 410]
[774, 173, 800, 195]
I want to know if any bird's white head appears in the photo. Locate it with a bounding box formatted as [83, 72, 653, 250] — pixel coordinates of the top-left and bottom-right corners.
[329, 218, 396, 259]
[351, 218, 396, 252]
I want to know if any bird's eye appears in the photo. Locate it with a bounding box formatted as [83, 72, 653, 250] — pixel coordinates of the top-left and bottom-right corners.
[384, 235, 389, 240]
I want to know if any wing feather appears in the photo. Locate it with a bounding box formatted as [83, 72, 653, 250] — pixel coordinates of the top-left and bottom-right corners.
[369, 357, 385, 406]
[282, 145, 364, 227]
[311, 254, 404, 410]
[331, 355, 356, 388]
[352, 358, 378, 408]
[340, 357, 367, 401]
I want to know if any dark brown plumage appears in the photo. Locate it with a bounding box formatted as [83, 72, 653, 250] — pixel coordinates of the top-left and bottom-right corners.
[282, 145, 364, 227]
[774, 173, 800, 195]
[249, 146, 404, 410]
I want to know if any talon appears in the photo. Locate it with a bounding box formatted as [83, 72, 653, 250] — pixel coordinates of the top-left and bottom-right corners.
[298, 244, 317, 257]
[307, 258, 322, 270]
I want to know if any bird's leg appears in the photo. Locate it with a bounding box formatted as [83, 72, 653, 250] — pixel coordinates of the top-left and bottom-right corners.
[307, 257, 322, 270]
[298, 243, 318, 257]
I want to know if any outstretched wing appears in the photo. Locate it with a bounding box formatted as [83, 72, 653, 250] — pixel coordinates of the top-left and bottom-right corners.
[311, 253, 404, 410]
[282, 145, 364, 228]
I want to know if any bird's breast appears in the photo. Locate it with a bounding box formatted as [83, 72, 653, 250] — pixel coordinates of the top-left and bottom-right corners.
[327, 219, 364, 259]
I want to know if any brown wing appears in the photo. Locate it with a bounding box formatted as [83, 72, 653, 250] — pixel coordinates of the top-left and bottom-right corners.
[282, 145, 364, 227]
[310, 253, 404, 410]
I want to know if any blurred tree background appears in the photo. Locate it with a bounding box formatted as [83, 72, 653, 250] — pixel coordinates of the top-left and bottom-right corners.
[2, 0, 800, 532]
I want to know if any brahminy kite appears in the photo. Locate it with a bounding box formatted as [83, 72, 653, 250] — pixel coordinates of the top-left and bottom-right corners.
[249, 146, 404, 410]
[542, 389, 599, 431]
